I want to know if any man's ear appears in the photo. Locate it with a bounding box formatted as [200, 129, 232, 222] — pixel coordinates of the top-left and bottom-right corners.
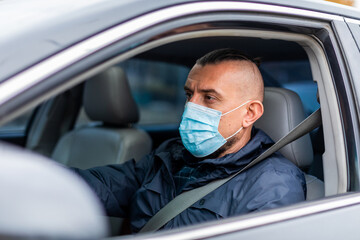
[242, 101, 264, 128]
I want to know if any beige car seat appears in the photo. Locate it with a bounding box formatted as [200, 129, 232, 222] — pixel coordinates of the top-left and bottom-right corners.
[52, 66, 152, 168]
[254, 87, 324, 200]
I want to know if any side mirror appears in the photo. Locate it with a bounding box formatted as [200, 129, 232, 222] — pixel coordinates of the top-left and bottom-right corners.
[0, 142, 109, 239]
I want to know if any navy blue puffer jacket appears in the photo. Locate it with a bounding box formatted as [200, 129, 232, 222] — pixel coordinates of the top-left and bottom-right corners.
[74, 128, 306, 233]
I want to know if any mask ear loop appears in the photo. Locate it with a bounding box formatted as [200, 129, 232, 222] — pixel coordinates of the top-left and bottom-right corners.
[225, 127, 243, 140]
[222, 100, 251, 116]
[222, 100, 251, 140]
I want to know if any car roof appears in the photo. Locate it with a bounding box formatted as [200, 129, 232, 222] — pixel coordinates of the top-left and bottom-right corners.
[1, 0, 359, 81]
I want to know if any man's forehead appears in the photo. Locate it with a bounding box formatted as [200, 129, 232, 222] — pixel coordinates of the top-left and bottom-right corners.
[184, 77, 223, 91]
[185, 77, 202, 86]
[185, 63, 242, 89]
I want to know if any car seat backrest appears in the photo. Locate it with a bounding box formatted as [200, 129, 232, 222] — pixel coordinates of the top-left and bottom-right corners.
[255, 87, 313, 169]
[83, 66, 139, 126]
[254, 87, 324, 200]
[52, 66, 152, 169]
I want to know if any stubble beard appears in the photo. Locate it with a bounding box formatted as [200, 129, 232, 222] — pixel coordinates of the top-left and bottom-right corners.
[204, 135, 239, 159]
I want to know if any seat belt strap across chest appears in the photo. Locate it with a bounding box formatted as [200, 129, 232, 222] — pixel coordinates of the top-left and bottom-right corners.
[139, 108, 322, 233]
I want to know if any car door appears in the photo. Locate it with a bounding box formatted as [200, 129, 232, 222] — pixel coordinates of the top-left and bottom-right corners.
[1, 1, 360, 239]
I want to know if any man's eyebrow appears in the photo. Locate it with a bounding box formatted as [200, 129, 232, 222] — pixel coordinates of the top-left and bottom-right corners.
[200, 88, 224, 100]
[184, 86, 192, 92]
[184, 86, 223, 98]
[200, 89, 220, 95]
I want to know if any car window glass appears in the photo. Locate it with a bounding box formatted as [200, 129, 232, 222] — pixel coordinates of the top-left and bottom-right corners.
[118, 59, 189, 126]
[260, 60, 319, 115]
[0, 109, 34, 134]
[75, 59, 189, 129]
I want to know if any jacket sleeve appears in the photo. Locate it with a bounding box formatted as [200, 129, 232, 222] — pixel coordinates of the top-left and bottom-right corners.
[72, 152, 155, 218]
[240, 165, 306, 212]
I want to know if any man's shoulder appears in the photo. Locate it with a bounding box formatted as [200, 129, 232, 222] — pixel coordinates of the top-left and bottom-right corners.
[155, 137, 183, 153]
[247, 153, 306, 185]
[248, 128, 305, 180]
[153, 137, 187, 162]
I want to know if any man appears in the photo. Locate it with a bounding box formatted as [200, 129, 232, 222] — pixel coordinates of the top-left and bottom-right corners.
[74, 49, 306, 233]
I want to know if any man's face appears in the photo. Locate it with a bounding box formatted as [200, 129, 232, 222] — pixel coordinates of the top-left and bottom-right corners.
[183, 61, 250, 142]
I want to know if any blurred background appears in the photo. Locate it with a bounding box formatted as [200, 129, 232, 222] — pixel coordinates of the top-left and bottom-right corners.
[321, 0, 359, 7]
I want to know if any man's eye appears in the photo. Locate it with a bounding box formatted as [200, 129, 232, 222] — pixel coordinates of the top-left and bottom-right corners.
[205, 95, 215, 101]
[185, 92, 192, 100]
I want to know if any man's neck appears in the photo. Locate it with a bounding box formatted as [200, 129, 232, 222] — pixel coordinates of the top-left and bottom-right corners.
[217, 127, 252, 158]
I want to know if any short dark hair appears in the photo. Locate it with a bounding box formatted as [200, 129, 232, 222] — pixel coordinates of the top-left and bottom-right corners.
[196, 48, 260, 67]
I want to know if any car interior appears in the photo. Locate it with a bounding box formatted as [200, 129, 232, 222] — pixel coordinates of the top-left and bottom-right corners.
[1, 32, 332, 236]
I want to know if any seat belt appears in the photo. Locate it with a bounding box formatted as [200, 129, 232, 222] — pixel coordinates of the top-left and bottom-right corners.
[140, 108, 322, 233]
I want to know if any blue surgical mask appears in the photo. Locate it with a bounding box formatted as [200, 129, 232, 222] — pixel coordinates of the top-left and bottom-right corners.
[179, 101, 250, 157]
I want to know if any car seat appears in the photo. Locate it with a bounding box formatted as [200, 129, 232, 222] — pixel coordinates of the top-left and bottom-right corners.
[52, 66, 152, 168]
[254, 87, 324, 200]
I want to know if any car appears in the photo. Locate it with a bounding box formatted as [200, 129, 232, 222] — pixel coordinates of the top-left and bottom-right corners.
[1, 0, 360, 239]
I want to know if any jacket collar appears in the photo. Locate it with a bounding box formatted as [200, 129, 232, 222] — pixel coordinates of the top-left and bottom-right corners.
[155, 128, 274, 179]
[199, 128, 274, 168]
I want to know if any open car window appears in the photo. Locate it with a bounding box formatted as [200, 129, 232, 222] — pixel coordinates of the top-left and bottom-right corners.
[26, 32, 327, 235]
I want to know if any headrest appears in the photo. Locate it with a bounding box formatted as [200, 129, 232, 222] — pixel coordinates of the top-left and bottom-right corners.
[83, 66, 139, 125]
[254, 87, 313, 169]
